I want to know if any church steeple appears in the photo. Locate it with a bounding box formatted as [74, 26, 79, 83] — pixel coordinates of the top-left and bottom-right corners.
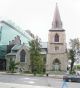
[52, 3, 62, 29]
[47, 3, 68, 72]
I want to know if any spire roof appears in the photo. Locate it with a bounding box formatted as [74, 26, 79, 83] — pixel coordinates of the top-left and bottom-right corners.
[52, 3, 62, 29]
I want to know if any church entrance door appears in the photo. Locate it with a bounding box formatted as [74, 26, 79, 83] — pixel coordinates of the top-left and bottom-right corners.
[54, 63, 60, 71]
[53, 58, 61, 71]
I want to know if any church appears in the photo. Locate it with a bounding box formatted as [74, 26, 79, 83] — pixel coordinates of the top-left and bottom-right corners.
[0, 4, 68, 72]
[46, 4, 68, 71]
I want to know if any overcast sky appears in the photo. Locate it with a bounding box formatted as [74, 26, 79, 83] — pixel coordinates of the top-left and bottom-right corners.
[0, 0, 80, 45]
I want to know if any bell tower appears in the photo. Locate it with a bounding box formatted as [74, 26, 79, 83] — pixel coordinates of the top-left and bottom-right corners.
[46, 4, 68, 71]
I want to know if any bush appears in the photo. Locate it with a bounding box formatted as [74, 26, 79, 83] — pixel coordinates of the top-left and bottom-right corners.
[74, 65, 80, 70]
[69, 70, 76, 74]
[23, 71, 32, 74]
[77, 65, 80, 70]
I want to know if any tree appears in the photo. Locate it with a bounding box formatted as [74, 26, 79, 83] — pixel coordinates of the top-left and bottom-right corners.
[9, 59, 19, 73]
[69, 38, 80, 72]
[29, 36, 43, 74]
[69, 38, 80, 50]
[69, 49, 75, 71]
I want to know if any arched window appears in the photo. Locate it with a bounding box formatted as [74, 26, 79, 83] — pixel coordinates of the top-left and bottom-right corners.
[54, 34, 59, 42]
[20, 50, 26, 62]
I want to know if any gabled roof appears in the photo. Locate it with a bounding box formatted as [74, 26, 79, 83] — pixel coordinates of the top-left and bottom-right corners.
[11, 44, 22, 50]
[6, 53, 16, 56]
[11, 44, 29, 51]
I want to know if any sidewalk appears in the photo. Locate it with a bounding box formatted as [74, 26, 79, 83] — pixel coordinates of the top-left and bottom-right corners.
[0, 82, 52, 88]
[0, 71, 33, 76]
[0, 71, 64, 79]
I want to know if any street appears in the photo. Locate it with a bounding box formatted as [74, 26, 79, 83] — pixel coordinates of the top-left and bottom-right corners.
[0, 74, 80, 88]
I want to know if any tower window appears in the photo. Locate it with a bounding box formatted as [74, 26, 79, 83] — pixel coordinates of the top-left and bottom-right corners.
[54, 34, 59, 42]
[55, 46, 59, 51]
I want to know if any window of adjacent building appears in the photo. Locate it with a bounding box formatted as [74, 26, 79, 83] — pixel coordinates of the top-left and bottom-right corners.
[0, 26, 2, 41]
[54, 34, 59, 42]
[20, 49, 26, 62]
[55, 46, 59, 51]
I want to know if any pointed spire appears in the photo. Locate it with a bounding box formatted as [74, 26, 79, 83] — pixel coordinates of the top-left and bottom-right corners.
[52, 3, 62, 29]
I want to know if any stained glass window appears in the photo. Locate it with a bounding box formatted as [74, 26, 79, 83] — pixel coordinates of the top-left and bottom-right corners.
[20, 49, 26, 62]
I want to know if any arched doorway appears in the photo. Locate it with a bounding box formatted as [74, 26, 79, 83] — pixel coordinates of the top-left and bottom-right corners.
[53, 58, 61, 71]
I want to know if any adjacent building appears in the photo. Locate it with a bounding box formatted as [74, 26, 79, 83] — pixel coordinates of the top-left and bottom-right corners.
[0, 20, 33, 71]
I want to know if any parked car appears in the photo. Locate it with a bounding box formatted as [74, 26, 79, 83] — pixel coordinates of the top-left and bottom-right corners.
[63, 75, 80, 83]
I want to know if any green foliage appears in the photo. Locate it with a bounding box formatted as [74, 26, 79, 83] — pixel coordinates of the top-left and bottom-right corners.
[69, 38, 80, 73]
[29, 36, 43, 74]
[74, 65, 80, 70]
[69, 70, 76, 74]
[69, 49, 75, 72]
[23, 71, 32, 74]
[9, 59, 19, 73]
[77, 65, 80, 70]
[69, 38, 80, 50]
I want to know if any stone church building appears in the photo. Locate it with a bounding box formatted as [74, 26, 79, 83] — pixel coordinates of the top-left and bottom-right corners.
[0, 4, 68, 72]
[46, 4, 68, 71]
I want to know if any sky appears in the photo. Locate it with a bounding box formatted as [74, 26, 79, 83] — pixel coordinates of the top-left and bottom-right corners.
[0, 0, 80, 46]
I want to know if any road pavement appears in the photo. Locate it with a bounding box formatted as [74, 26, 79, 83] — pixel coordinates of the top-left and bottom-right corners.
[0, 74, 80, 88]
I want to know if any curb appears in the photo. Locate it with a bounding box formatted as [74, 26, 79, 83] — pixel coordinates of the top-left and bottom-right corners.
[0, 72, 63, 79]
